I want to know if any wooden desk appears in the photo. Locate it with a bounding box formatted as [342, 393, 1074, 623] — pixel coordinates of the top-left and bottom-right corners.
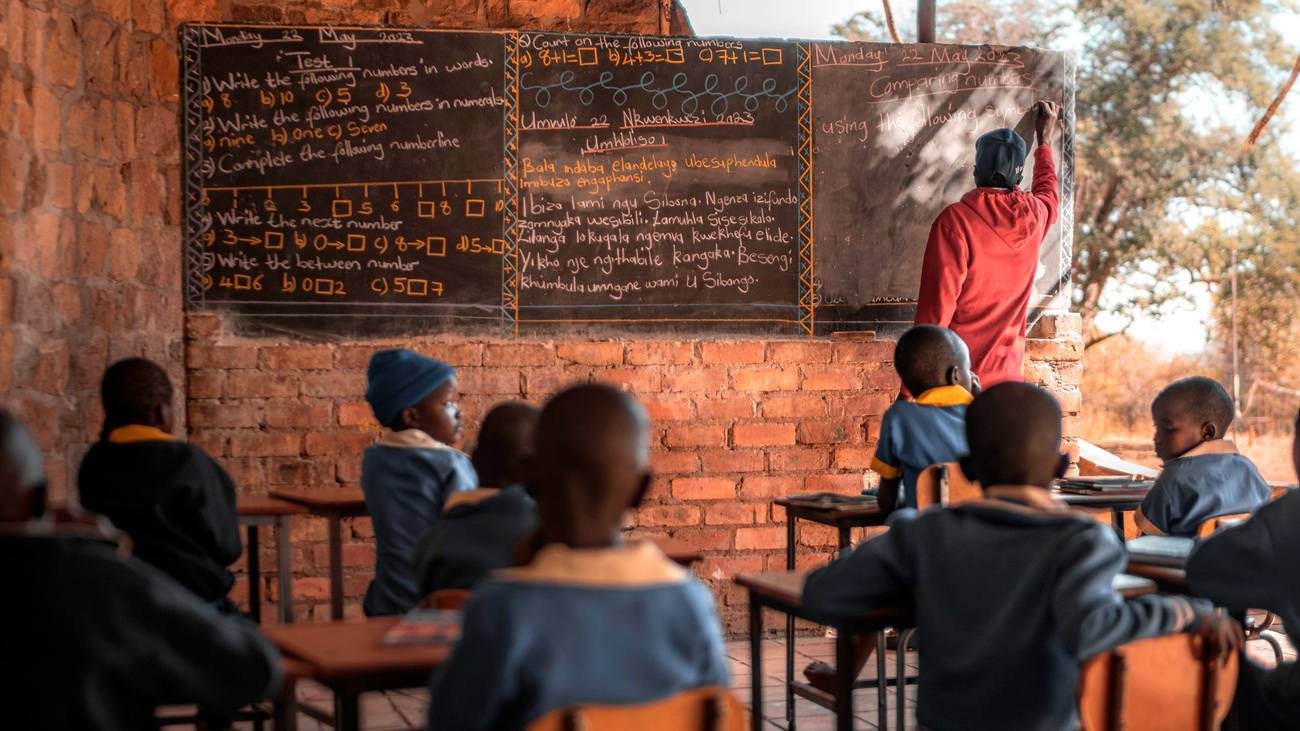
[736, 571, 911, 731]
[1124, 563, 1191, 591]
[654, 538, 703, 567]
[1054, 488, 1150, 538]
[238, 495, 307, 624]
[772, 497, 886, 570]
[266, 617, 451, 731]
[270, 487, 369, 619]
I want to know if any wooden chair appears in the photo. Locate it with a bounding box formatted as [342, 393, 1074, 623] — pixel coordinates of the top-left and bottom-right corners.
[525, 686, 747, 731]
[1195, 513, 1251, 538]
[1196, 506, 1288, 663]
[417, 588, 472, 610]
[913, 462, 981, 510]
[1078, 632, 1238, 731]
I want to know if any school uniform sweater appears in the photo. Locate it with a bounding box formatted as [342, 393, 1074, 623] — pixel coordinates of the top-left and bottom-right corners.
[410, 485, 538, 596]
[0, 522, 281, 731]
[361, 428, 477, 616]
[1186, 488, 1300, 730]
[427, 541, 731, 731]
[870, 385, 972, 508]
[914, 145, 1059, 387]
[1134, 440, 1272, 537]
[803, 486, 1202, 731]
[78, 425, 243, 602]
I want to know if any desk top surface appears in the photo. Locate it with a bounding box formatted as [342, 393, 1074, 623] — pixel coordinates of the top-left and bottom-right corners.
[237, 494, 310, 516]
[1124, 562, 1190, 587]
[265, 617, 451, 681]
[1053, 489, 1149, 507]
[269, 487, 368, 511]
[773, 495, 884, 521]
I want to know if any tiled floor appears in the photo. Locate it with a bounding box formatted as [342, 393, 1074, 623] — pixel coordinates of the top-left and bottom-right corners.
[163, 620, 1293, 731]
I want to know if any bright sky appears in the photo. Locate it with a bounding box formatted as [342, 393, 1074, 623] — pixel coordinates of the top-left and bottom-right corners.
[678, 0, 1300, 355]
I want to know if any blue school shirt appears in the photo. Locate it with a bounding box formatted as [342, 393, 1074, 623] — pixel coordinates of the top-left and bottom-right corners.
[427, 541, 731, 731]
[870, 385, 972, 508]
[1187, 488, 1300, 730]
[803, 486, 1202, 731]
[410, 485, 538, 596]
[1134, 440, 1271, 537]
[360, 429, 477, 616]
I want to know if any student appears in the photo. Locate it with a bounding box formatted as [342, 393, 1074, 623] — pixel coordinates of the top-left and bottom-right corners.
[427, 384, 730, 730]
[803, 383, 1239, 731]
[411, 401, 541, 596]
[914, 101, 1060, 387]
[78, 358, 243, 609]
[872, 324, 979, 515]
[362, 348, 477, 616]
[1185, 407, 1300, 730]
[1133, 376, 1271, 537]
[1, 410, 281, 731]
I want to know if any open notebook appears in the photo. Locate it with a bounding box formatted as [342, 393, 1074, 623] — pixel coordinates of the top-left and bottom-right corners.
[1125, 535, 1195, 568]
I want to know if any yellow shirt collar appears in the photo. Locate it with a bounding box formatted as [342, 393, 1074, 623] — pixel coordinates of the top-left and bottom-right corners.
[107, 425, 177, 444]
[913, 385, 974, 407]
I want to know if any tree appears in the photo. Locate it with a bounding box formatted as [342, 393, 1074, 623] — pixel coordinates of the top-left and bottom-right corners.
[835, 0, 1300, 348]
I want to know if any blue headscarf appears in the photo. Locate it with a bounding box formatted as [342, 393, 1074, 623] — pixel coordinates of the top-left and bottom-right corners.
[365, 349, 456, 427]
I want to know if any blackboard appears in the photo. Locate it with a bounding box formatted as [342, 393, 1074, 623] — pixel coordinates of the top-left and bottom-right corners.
[182, 24, 1073, 337]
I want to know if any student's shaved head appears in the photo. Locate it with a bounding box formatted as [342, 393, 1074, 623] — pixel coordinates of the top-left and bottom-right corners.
[101, 358, 173, 430]
[529, 384, 651, 548]
[1153, 377, 1234, 434]
[894, 325, 972, 397]
[963, 383, 1067, 488]
[0, 410, 45, 522]
[472, 401, 541, 490]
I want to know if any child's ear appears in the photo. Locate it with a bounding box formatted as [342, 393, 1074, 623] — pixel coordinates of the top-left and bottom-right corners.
[1054, 452, 1070, 479]
[946, 365, 960, 386]
[396, 406, 420, 430]
[1201, 421, 1219, 441]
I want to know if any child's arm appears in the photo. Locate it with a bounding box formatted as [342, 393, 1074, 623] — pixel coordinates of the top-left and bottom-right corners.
[803, 514, 916, 615]
[1133, 475, 1174, 536]
[193, 450, 245, 565]
[876, 477, 902, 515]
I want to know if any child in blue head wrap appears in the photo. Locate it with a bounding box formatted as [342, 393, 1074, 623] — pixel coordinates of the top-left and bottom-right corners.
[360, 349, 478, 616]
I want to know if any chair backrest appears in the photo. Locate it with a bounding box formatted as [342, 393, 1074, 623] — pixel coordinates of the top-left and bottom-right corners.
[914, 462, 981, 510]
[525, 686, 747, 731]
[1270, 485, 1291, 502]
[1195, 513, 1251, 538]
[418, 588, 472, 610]
[1078, 632, 1237, 731]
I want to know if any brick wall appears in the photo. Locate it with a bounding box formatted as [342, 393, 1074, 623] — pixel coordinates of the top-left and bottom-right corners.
[188, 312, 1083, 631]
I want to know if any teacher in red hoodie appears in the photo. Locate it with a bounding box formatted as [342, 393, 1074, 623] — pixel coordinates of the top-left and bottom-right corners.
[914, 100, 1060, 387]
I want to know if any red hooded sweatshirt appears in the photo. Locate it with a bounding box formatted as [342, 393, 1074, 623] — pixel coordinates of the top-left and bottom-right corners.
[914, 145, 1059, 387]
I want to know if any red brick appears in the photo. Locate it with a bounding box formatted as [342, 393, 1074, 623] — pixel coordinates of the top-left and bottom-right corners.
[694, 395, 755, 420]
[590, 367, 661, 393]
[699, 450, 764, 473]
[666, 528, 734, 552]
[187, 344, 258, 369]
[699, 555, 764, 581]
[556, 342, 623, 365]
[733, 368, 800, 392]
[337, 458, 363, 484]
[293, 577, 331, 601]
[739, 475, 802, 499]
[797, 522, 840, 548]
[339, 402, 379, 427]
[225, 371, 299, 399]
[300, 373, 366, 398]
[672, 477, 736, 500]
[733, 423, 795, 447]
[642, 397, 691, 422]
[665, 425, 726, 448]
[189, 431, 228, 457]
[833, 448, 876, 470]
[704, 503, 761, 525]
[188, 403, 257, 428]
[644, 475, 669, 501]
[348, 517, 375, 539]
[482, 343, 553, 366]
[263, 401, 332, 428]
[735, 526, 785, 550]
[271, 459, 335, 485]
[414, 342, 484, 367]
[459, 368, 522, 396]
[260, 345, 333, 370]
[827, 392, 895, 418]
[797, 420, 862, 445]
[333, 345, 379, 369]
[768, 449, 829, 471]
[229, 432, 301, 457]
[625, 341, 694, 365]
[768, 341, 833, 363]
[312, 543, 376, 568]
[762, 394, 825, 419]
[649, 450, 700, 474]
[802, 371, 863, 391]
[865, 365, 902, 391]
[304, 431, 376, 456]
[1025, 337, 1083, 362]
[223, 458, 267, 490]
[805, 473, 865, 493]
[638, 504, 701, 527]
[833, 341, 894, 363]
[700, 341, 764, 364]
[1057, 389, 1082, 413]
[663, 368, 728, 392]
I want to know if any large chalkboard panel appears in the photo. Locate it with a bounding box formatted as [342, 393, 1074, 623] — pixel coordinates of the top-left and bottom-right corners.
[182, 25, 1073, 338]
[808, 42, 1073, 335]
[182, 25, 510, 322]
[513, 33, 802, 332]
